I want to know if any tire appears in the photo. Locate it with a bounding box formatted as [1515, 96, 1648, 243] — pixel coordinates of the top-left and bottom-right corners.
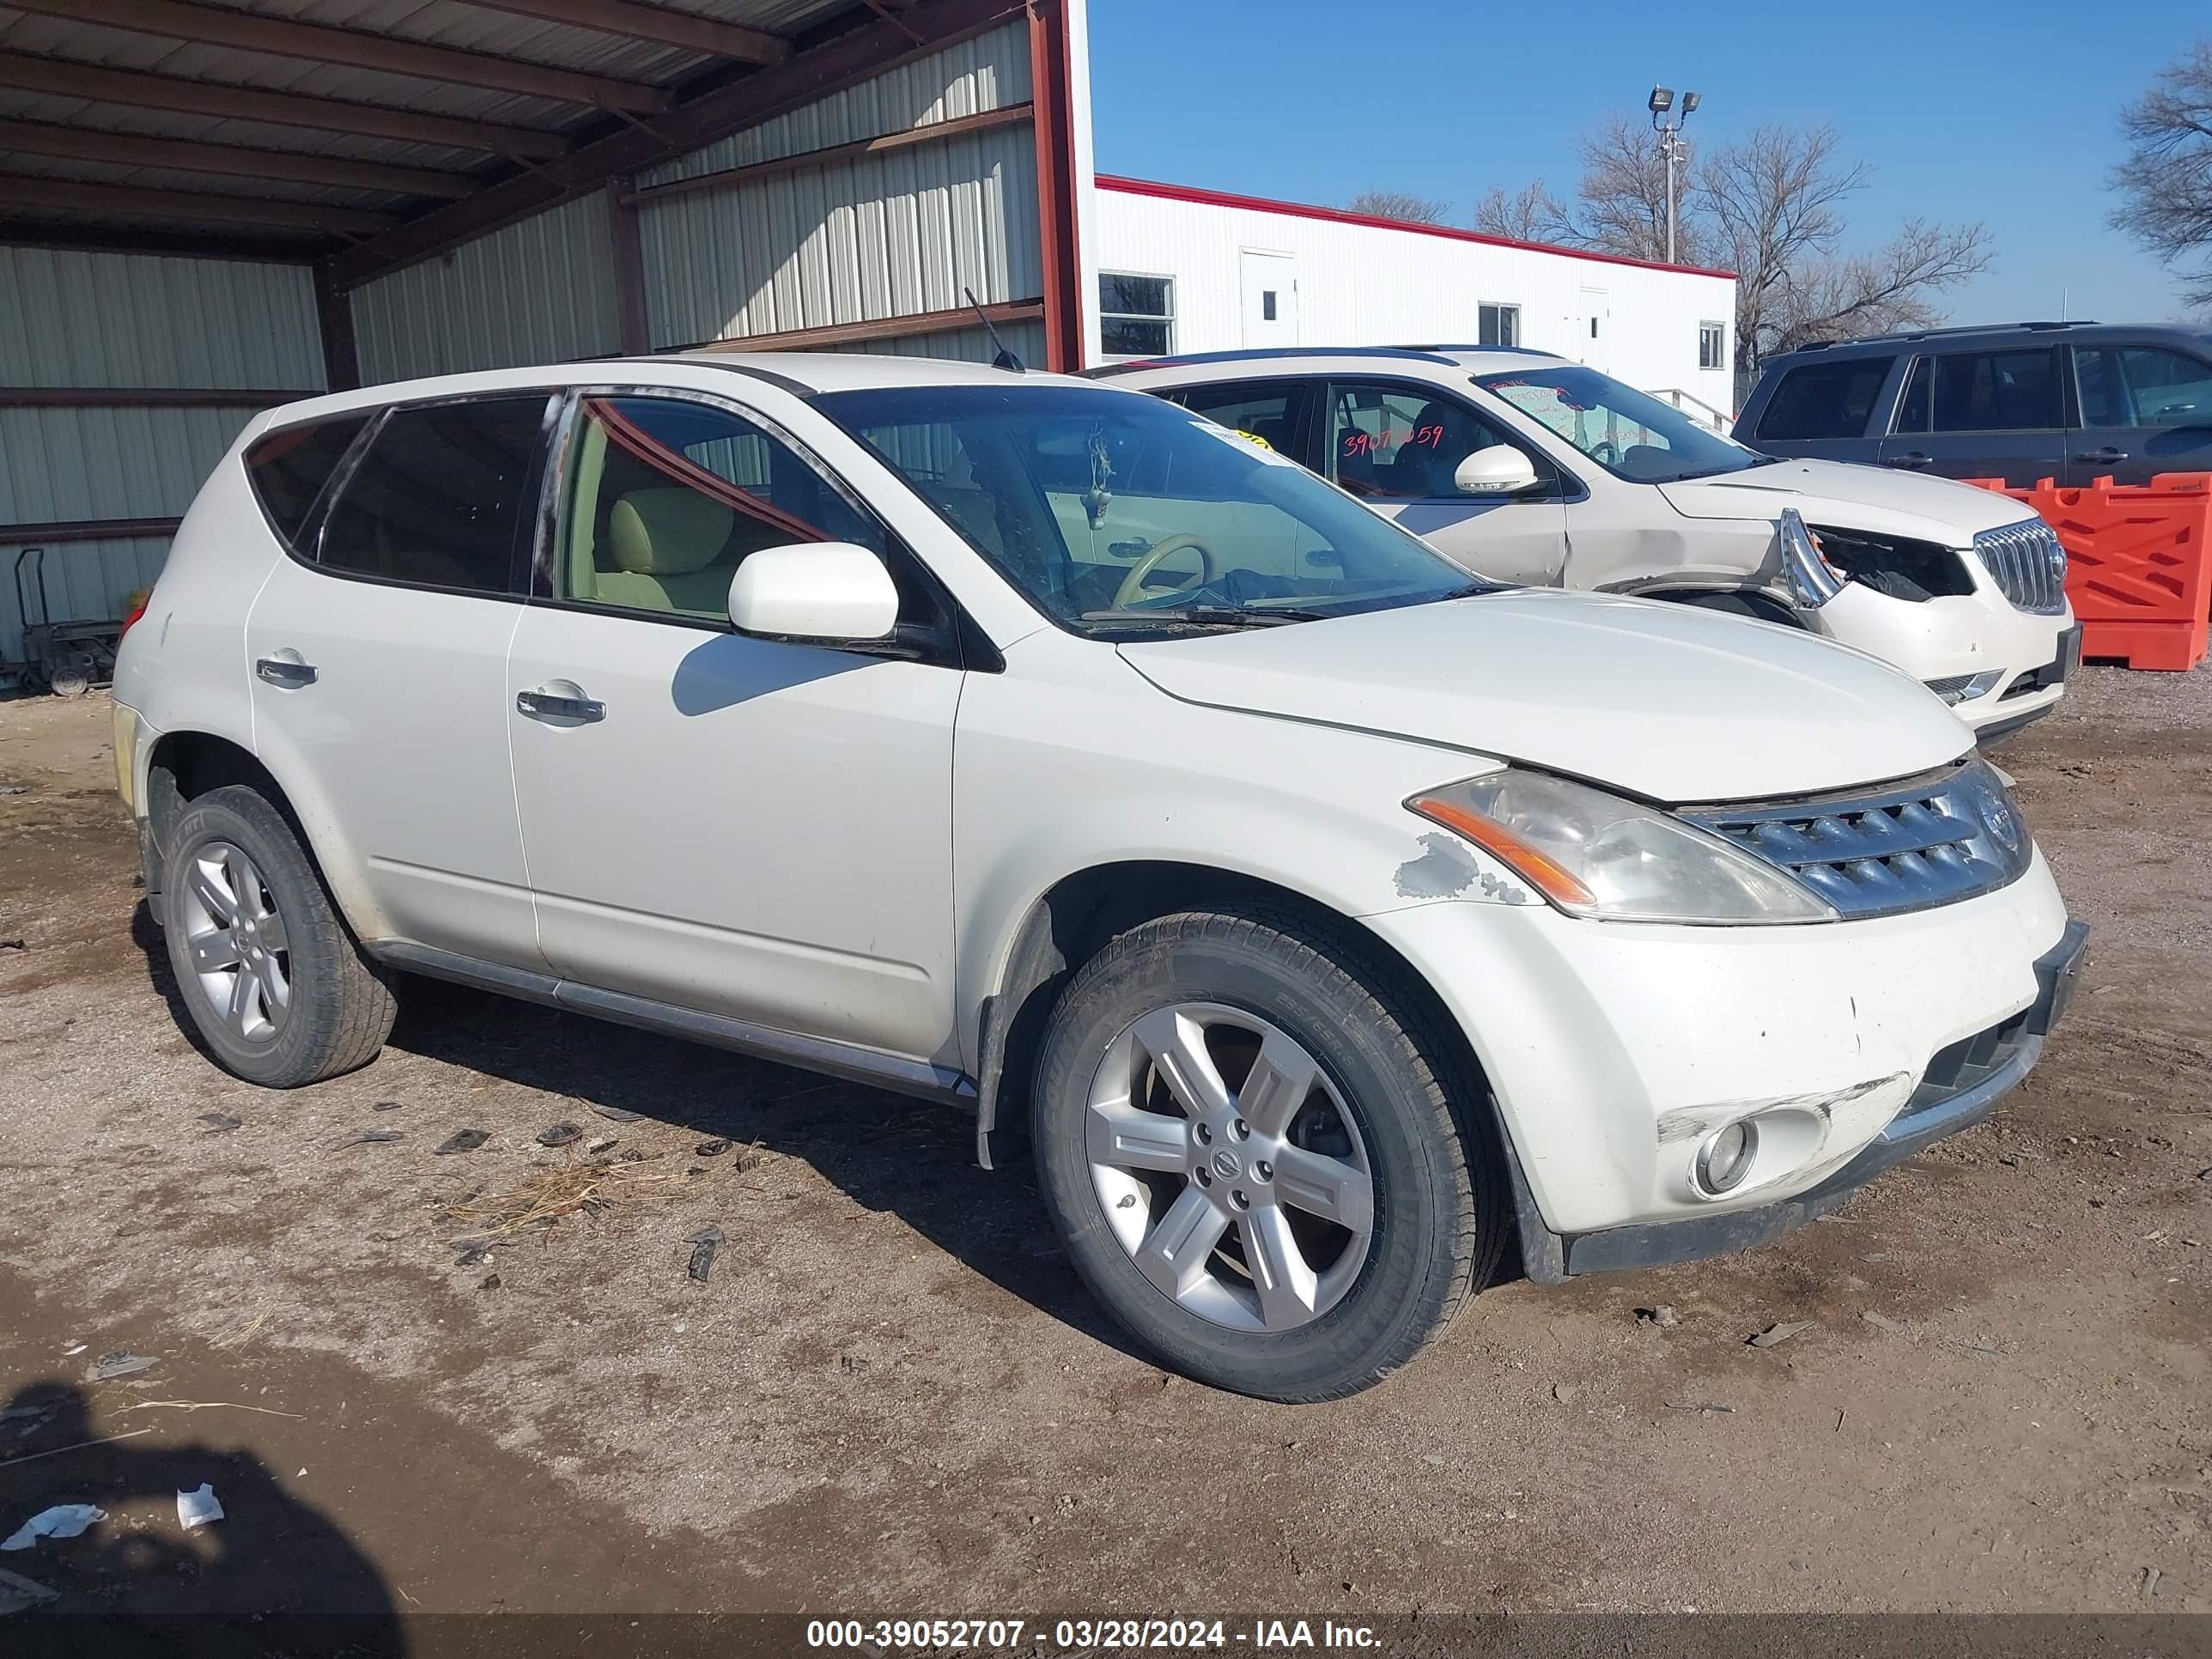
[161, 784, 396, 1087]
[1668, 589, 1802, 628]
[1030, 907, 1507, 1401]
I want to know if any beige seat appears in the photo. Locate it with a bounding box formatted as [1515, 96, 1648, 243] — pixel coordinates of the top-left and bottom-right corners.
[591, 489, 738, 614]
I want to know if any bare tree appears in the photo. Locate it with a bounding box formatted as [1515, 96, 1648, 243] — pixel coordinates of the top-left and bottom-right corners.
[1570, 117, 1705, 265]
[1346, 189, 1452, 225]
[1479, 118, 1990, 384]
[1472, 180, 1571, 243]
[2112, 39, 2212, 310]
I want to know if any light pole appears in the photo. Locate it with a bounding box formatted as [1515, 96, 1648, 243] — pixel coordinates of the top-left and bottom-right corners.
[1649, 86, 1700, 264]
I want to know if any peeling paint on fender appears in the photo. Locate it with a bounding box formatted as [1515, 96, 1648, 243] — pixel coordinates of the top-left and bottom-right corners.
[1393, 833, 1534, 904]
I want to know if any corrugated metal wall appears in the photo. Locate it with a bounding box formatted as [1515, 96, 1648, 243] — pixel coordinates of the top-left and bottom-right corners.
[339, 22, 1038, 381]
[350, 191, 623, 385]
[640, 21, 1037, 354]
[1, 248, 325, 675]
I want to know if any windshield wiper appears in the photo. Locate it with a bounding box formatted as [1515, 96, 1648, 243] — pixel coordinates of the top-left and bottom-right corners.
[1079, 605, 1325, 630]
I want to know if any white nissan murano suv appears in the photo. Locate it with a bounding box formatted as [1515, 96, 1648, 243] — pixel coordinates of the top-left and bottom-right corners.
[111, 352, 2086, 1401]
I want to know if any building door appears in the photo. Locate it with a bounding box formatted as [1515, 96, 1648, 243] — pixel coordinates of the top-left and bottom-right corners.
[1240, 252, 1298, 349]
[1576, 288, 1610, 373]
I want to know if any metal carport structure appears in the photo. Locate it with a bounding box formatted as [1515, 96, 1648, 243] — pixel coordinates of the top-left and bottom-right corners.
[0, 0, 1091, 680]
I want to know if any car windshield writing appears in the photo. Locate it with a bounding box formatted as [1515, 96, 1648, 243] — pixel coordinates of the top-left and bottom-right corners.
[1475, 366, 1762, 483]
[815, 384, 1485, 632]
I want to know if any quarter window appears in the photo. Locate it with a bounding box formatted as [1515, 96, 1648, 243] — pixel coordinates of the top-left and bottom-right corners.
[1099, 273, 1174, 357]
[1478, 302, 1520, 348]
[1755, 357, 1894, 441]
[245, 415, 371, 550]
[1328, 381, 1532, 500]
[1698, 321, 1726, 371]
[318, 398, 549, 593]
[2073, 345, 2212, 428]
[556, 396, 880, 621]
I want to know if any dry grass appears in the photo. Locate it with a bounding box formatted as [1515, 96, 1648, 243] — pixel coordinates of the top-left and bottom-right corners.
[441, 1158, 690, 1243]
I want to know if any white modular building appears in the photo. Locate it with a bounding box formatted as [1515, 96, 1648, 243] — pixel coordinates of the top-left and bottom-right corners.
[1088, 174, 1739, 426]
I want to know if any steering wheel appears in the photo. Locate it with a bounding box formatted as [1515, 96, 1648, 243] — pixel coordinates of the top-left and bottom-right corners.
[1113, 533, 1220, 609]
[1589, 439, 1620, 467]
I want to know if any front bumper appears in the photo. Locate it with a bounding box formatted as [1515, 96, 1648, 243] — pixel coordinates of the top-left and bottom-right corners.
[1809, 580, 2075, 738]
[1509, 919, 2087, 1279]
[1365, 850, 2075, 1240]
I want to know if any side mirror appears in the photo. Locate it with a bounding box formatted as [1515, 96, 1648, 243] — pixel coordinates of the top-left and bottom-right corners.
[726, 542, 899, 643]
[1453, 443, 1542, 495]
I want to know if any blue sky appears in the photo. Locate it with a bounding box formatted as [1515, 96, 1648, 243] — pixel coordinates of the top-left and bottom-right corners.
[1086, 1, 2206, 323]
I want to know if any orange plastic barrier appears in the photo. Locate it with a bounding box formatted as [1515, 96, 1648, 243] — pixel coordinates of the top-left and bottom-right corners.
[1961, 473, 2211, 671]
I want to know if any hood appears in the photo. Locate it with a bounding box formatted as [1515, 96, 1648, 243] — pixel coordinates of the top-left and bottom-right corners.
[1117, 589, 1971, 804]
[1661, 457, 2035, 544]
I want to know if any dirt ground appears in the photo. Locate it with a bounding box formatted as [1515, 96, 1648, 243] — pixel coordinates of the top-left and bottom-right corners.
[1, 666, 2207, 1630]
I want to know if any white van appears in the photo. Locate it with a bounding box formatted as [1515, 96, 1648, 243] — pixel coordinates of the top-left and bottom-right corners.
[1105, 348, 2080, 742]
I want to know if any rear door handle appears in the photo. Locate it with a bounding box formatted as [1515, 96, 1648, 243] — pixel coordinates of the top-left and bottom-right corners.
[254, 652, 316, 688]
[515, 685, 605, 724]
[1883, 451, 1933, 469]
[2073, 446, 2130, 463]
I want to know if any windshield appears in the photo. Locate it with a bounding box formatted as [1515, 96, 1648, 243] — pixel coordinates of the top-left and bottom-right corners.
[1474, 366, 1765, 483]
[815, 383, 1485, 634]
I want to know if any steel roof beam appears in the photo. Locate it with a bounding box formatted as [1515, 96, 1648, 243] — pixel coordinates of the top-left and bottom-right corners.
[0, 52, 572, 158]
[12, 0, 671, 113]
[460, 0, 790, 65]
[1, 176, 397, 237]
[0, 117, 480, 198]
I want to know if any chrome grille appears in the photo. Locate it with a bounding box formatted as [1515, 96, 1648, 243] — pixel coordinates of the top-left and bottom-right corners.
[1972, 519, 2068, 614]
[1686, 758, 2033, 919]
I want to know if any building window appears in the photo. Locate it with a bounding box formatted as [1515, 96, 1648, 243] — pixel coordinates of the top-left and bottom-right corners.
[1698, 321, 1726, 371]
[1478, 302, 1520, 347]
[1099, 272, 1174, 357]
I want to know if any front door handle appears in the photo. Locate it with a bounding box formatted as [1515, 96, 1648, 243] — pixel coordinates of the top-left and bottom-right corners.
[1883, 451, 1933, 470]
[2073, 446, 2130, 464]
[516, 685, 605, 724]
[255, 651, 316, 688]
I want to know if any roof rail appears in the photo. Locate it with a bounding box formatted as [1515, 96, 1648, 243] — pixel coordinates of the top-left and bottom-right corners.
[1784, 319, 2102, 356]
[1085, 345, 1462, 379]
[1392, 343, 1558, 356]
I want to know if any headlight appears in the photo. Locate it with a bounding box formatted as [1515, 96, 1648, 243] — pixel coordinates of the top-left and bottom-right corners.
[1407, 769, 1838, 925]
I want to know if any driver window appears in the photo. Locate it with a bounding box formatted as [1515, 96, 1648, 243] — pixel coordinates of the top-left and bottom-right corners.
[1327, 383, 1520, 499]
[556, 396, 880, 620]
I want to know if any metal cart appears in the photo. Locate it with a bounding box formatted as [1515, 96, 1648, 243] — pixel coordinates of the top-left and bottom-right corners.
[9, 548, 121, 698]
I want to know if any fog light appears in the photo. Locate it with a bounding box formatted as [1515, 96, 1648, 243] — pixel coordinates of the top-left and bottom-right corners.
[1696, 1120, 1759, 1194]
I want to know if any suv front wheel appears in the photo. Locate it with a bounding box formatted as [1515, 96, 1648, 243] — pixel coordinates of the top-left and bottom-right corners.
[161, 785, 397, 1088]
[1031, 907, 1506, 1401]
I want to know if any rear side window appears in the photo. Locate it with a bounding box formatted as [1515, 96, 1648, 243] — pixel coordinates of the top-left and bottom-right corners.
[1174, 380, 1312, 460]
[1902, 349, 2060, 434]
[244, 416, 370, 549]
[318, 397, 550, 593]
[1753, 358, 1893, 441]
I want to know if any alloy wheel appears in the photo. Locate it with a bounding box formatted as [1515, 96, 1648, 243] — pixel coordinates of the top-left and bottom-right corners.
[1085, 1002, 1374, 1332]
[178, 840, 291, 1043]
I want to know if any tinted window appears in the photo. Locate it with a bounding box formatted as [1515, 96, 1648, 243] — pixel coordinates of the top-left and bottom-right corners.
[1895, 356, 1933, 433]
[1328, 381, 1531, 499]
[1479, 302, 1519, 347]
[319, 398, 549, 592]
[1174, 380, 1310, 460]
[245, 415, 370, 548]
[557, 396, 881, 620]
[1929, 349, 2058, 433]
[2075, 345, 2212, 428]
[1754, 358, 1893, 441]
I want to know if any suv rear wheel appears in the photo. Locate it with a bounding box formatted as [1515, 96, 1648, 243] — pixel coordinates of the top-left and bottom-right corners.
[161, 785, 396, 1087]
[1030, 907, 1506, 1401]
